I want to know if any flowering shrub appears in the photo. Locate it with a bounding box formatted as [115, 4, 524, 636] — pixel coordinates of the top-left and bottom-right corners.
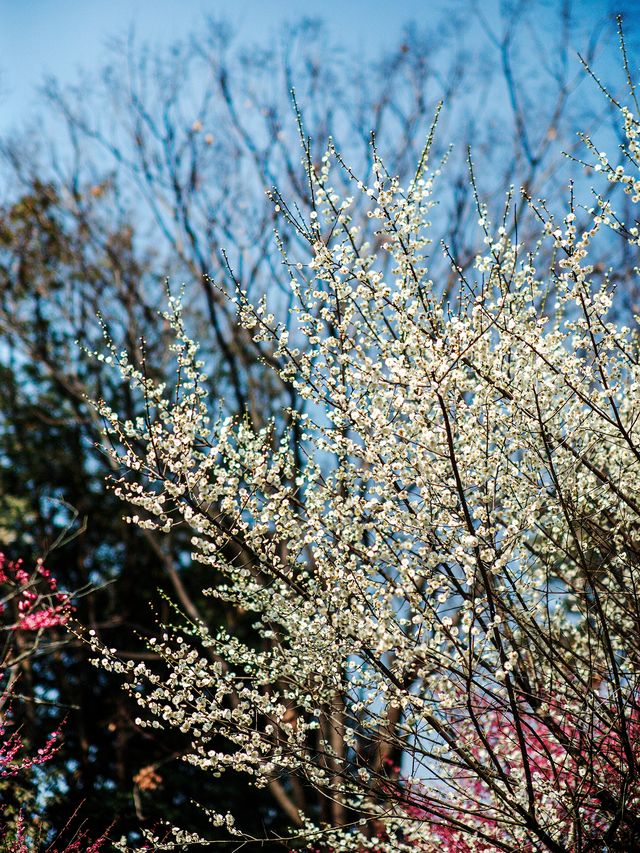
[0, 553, 72, 632]
[89, 60, 640, 851]
[0, 556, 109, 851]
[0, 722, 62, 780]
[1, 554, 71, 779]
[8, 812, 110, 853]
[403, 690, 640, 851]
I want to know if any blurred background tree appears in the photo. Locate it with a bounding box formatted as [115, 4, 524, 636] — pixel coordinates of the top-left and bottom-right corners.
[0, 0, 637, 845]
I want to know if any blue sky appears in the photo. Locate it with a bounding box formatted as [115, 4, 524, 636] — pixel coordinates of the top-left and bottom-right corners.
[1, 0, 630, 130]
[1, 0, 439, 125]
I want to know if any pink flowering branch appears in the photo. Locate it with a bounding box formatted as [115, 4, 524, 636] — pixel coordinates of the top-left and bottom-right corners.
[10, 808, 112, 853]
[0, 553, 73, 777]
[377, 688, 640, 853]
[0, 722, 62, 778]
[0, 553, 72, 637]
[0, 554, 108, 851]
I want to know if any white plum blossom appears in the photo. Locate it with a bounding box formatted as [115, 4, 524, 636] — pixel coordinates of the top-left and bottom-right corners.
[90, 91, 640, 852]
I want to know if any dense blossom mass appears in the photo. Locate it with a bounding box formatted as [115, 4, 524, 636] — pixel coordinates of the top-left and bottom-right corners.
[90, 85, 640, 851]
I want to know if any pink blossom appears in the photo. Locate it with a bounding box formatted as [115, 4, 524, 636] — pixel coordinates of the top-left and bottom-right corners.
[0, 553, 105, 850]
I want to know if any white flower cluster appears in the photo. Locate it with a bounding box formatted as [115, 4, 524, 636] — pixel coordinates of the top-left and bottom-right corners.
[91, 99, 640, 851]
